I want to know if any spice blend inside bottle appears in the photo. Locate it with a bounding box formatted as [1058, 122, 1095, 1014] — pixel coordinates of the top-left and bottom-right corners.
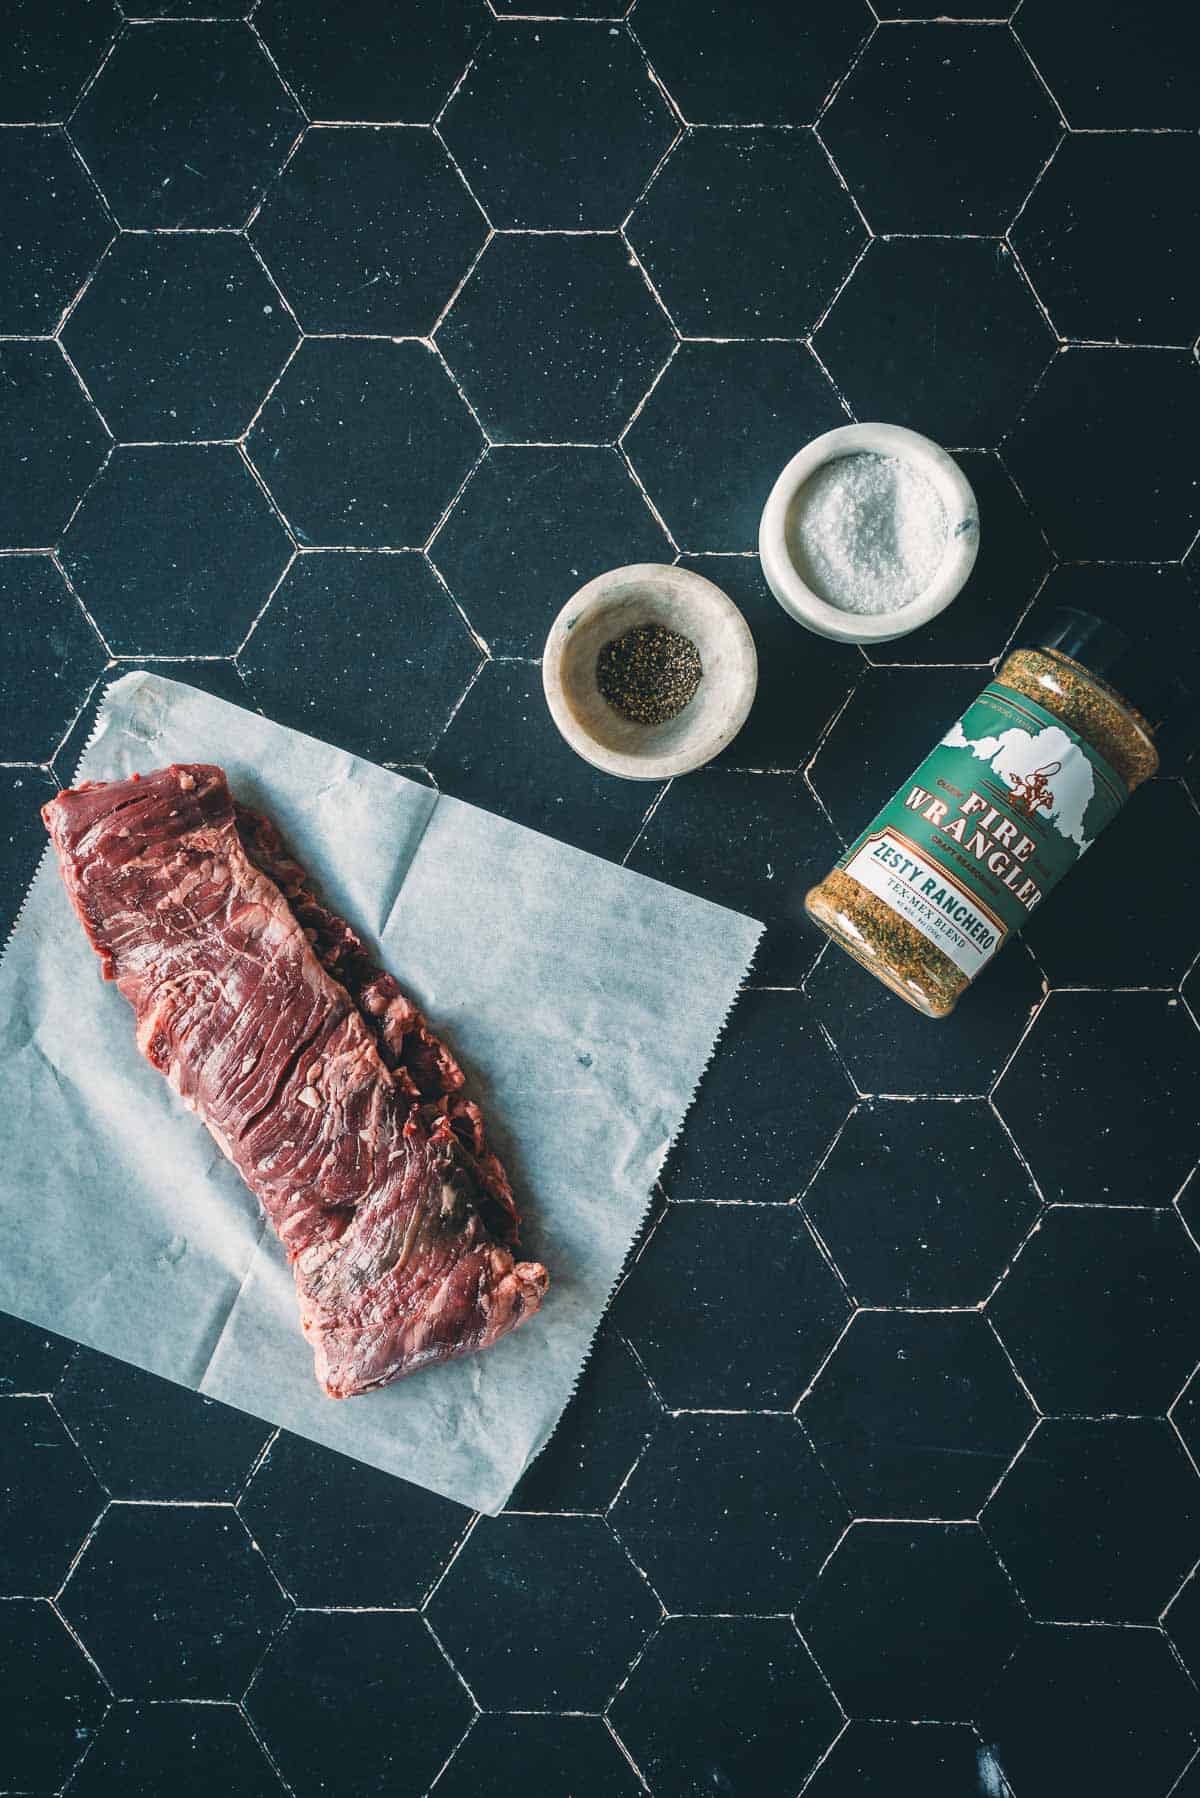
[806, 609, 1166, 1017]
[597, 623, 703, 726]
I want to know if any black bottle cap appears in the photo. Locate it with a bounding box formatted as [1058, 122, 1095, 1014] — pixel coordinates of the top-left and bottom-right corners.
[1023, 606, 1184, 743]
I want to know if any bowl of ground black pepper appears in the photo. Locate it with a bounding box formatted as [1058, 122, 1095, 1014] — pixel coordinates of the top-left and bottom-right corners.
[542, 563, 758, 779]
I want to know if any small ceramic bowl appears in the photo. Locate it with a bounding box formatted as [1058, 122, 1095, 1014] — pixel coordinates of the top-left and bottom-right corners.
[542, 563, 758, 781]
[758, 422, 980, 645]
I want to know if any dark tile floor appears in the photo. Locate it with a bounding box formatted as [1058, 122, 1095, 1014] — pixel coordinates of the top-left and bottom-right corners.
[1, 3, 1198, 1795]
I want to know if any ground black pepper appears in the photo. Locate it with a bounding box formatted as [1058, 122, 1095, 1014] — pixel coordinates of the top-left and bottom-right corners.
[806, 614, 1163, 1018]
[597, 623, 703, 727]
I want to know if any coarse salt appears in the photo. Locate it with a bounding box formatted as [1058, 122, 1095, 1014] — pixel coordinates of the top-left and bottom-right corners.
[787, 451, 949, 616]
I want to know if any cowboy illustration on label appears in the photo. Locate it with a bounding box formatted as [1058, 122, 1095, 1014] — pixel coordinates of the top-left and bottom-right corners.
[1007, 758, 1062, 818]
[941, 716, 1098, 851]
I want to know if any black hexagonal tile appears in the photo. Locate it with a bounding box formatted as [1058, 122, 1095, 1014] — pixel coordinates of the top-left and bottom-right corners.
[249, 126, 487, 336]
[993, 993, 1200, 1205]
[632, 0, 871, 125]
[1013, 135, 1200, 346]
[806, 1723, 1012, 1798]
[614, 1203, 849, 1410]
[246, 338, 480, 547]
[0, 341, 108, 548]
[62, 233, 296, 442]
[1014, 0, 1200, 129]
[441, 20, 675, 229]
[427, 659, 657, 859]
[658, 990, 852, 1204]
[610, 1412, 846, 1612]
[246, 1609, 470, 1796]
[239, 1431, 468, 1607]
[0, 1309, 73, 1397]
[991, 1207, 1200, 1418]
[54, 1350, 270, 1503]
[821, 23, 1059, 235]
[428, 1513, 658, 1709]
[71, 1703, 280, 1798]
[801, 1312, 1034, 1521]
[866, 453, 1049, 667]
[509, 1324, 662, 1514]
[59, 1504, 288, 1697]
[239, 551, 481, 760]
[435, 1714, 643, 1798]
[804, 1100, 1038, 1308]
[60, 444, 291, 654]
[437, 233, 673, 444]
[0, 128, 110, 334]
[803, 1522, 1024, 1719]
[623, 340, 844, 552]
[429, 446, 671, 657]
[69, 22, 302, 229]
[255, 0, 484, 123]
[1005, 349, 1200, 559]
[0, 1600, 106, 1795]
[0, 555, 106, 760]
[51, 658, 253, 785]
[815, 240, 1052, 449]
[626, 127, 863, 338]
[981, 1623, 1200, 1798]
[1023, 783, 1200, 986]
[610, 1616, 841, 1797]
[0, 1398, 103, 1595]
[2, 0, 120, 124]
[984, 1418, 1200, 1623]
[809, 665, 987, 843]
[624, 771, 842, 983]
[804, 938, 1044, 1097]
[677, 556, 861, 771]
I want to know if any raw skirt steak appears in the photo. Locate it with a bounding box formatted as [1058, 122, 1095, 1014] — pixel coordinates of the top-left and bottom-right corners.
[42, 765, 548, 1396]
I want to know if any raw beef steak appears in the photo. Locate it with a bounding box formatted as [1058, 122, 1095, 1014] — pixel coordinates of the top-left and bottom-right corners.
[43, 764, 548, 1395]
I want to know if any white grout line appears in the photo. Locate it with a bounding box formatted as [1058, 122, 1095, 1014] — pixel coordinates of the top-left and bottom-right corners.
[237, 1696, 296, 1796]
[246, 12, 310, 123]
[421, 441, 491, 558]
[232, 545, 298, 656]
[243, 234, 305, 336]
[424, 1708, 481, 1794]
[422, 1608, 484, 1712]
[1007, 14, 1069, 128]
[242, 119, 310, 236]
[615, 334, 679, 448]
[619, 227, 680, 338]
[813, 15, 878, 127]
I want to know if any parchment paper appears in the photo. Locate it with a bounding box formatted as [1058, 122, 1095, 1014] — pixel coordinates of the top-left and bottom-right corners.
[0, 673, 761, 1514]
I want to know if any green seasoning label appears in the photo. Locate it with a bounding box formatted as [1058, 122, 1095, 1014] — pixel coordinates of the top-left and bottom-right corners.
[838, 681, 1127, 983]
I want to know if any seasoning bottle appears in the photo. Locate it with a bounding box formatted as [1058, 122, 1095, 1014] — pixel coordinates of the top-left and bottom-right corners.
[805, 609, 1166, 1017]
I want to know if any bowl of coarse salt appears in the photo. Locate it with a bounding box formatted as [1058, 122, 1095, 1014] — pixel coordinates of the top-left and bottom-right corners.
[758, 422, 979, 645]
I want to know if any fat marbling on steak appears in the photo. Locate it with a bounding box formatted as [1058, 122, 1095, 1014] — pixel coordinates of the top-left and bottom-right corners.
[43, 764, 548, 1396]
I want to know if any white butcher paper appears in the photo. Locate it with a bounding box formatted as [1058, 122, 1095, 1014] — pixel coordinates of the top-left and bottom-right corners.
[0, 672, 761, 1514]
